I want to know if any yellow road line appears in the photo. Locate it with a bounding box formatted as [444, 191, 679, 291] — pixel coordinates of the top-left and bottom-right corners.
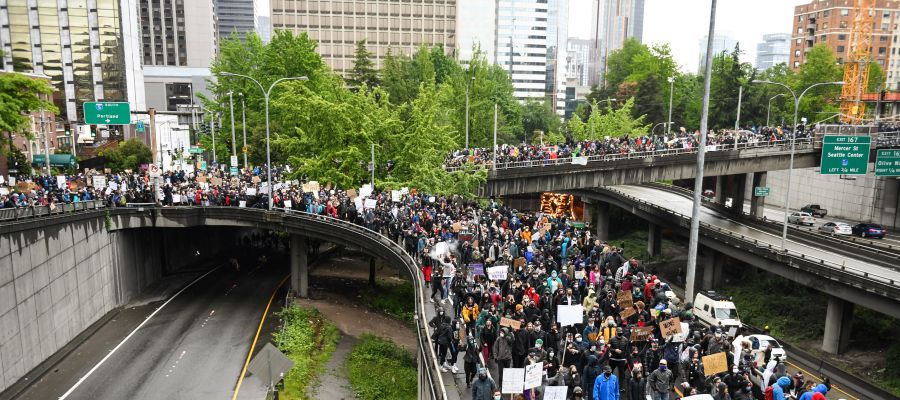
[786, 360, 859, 400]
[231, 274, 290, 400]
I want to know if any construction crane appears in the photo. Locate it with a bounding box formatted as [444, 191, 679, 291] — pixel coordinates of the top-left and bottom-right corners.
[840, 0, 875, 124]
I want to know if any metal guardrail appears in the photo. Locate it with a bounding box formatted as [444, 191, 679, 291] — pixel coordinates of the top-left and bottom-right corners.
[0, 200, 106, 222]
[593, 187, 899, 298]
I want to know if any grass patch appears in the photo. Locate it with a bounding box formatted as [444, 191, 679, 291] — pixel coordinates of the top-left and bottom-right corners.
[273, 305, 340, 400]
[346, 334, 417, 400]
[606, 227, 676, 263]
[359, 281, 415, 324]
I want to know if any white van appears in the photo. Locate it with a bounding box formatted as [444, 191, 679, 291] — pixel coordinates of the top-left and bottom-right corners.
[692, 291, 742, 330]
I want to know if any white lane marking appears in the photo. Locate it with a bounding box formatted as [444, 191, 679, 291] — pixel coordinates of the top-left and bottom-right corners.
[59, 267, 221, 399]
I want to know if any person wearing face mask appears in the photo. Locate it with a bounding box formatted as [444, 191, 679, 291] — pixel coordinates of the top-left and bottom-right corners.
[647, 359, 673, 400]
[492, 327, 513, 386]
[462, 335, 480, 387]
[471, 368, 497, 400]
[732, 381, 754, 400]
[627, 366, 646, 400]
[593, 364, 620, 400]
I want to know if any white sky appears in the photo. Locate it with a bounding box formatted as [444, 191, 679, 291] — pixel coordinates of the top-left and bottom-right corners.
[569, 0, 805, 72]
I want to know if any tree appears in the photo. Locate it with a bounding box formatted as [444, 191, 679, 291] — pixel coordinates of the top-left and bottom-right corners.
[793, 44, 843, 123]
[100, 139, 152, 171]
[0, 72, 56, 159]
[570, 98, 650, 140]
[521, 99, 561, 144]
[633, 74, 665, 127]
[347, 40, 379, 89]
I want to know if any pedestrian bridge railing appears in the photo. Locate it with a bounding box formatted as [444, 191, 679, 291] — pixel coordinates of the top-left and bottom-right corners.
[0, 200, 106, 222]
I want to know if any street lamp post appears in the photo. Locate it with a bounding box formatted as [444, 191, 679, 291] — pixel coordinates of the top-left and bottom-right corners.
[766, 93, 785, 127]
[228, 91, 237, 171]
[219, 72, 309, 210]
[667, 76, 675, 136]
[752, 79, 844, 250]
[240, 93, 248, 169]
[465, 75, 474, 148]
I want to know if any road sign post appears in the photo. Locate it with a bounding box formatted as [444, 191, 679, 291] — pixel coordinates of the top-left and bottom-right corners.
[83, 102, 131, 125]
[875, 149, 900, 176]
[820, 135, 870, 175]
[753, 186, 770, 197]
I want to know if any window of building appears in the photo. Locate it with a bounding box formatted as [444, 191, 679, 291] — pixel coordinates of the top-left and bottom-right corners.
[837, 45, 845, 53]
[823, 22, 828, 29]
[840, 21, 848, 28]
[838, 34, 847, 40]
[884, 11, 891, 19]
[881, 35, 888, 41]
[794, 61, 800, 68]
[879, 47, 887, 54]
[883, 22, 890, 31]
[841, 8, 849, 16]
[795, 50, 801, 57]
[798, 15, 804, 21]
[823, 9, 830, 17]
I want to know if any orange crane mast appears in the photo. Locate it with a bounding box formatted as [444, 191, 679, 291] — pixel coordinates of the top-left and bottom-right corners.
[840, 0, 875, 124]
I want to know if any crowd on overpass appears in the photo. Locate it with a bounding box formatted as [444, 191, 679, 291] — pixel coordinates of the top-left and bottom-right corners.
[444, 125, 812, 169]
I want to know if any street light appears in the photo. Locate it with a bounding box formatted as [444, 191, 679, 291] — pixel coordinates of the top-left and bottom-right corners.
[752, 79, 844, 250]
[219, 72, 309, 210]
[240, 93, 248, 169]
[766, 93, 785, 127]
[667, 76, 675, 135]
[227, 91, 237, 172]
[465, 75, 475, 149]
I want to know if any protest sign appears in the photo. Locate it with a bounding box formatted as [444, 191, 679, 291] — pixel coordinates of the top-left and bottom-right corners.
[246, 188, 257, 196]
[451, 222, 462, 232]
[239, 200, 247, 208]
[347, 188, 357, 199]
[617, 290, 633, 306]
[391, 190, 401, 202]
[660, 317, 683, 339]
[543, 386, 568, 400]
[364, 198, 377, 209]
[56, 176, 66, 189]
[619, 306, 636, 320]
[501, 368, 525, 394]
[252, 176, 261, 184]
[728, 327, 738, 338]
[670, 322, 690, 342]
[109, 182, 119, 191]
[514, 257, 526, 268]
[556, 305, 584, 327]
[630, 326, 654, 342]
[284, 200, 292, 209]
[172, 194, 182, 204]
[469, 263, 484, 276]
[524, 362, 543, 389]
[308, 181, 320, 192]
[7, 177, 15, 186]
[487, 265, 508, 280]
[210, 177, 222, 186]
[500, 317, 521, 330]
[354, 197, 363, 210]
[400, 187, 409, 195]
[92, 175, 107, 189]
[571, 156, 588, 165]
[702, 352, 728, 376]
[575, 270, 585, 280]
[359, 184, 373, 198]
[197, 175, 207, 183]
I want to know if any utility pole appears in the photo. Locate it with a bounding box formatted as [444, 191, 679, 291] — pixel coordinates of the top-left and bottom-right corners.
[667, 76, 675, 136]
[370, 142, 375, 187]
[734, 85, 743, 131]
[149, 108, 158, 167]
[209, 117, 216, 165]
[40, 108, 50, 175]
[241, 95, 248, 169]
[686, 0, 717, 304]
[493, 103, 498, 170]
[228, 92, 237, 169]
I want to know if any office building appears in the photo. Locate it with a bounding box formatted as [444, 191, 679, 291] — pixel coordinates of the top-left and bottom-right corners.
[138, 0, 217, 111]
[755, 33, 791, 71]
[270, 0, 457, 74]
[588, 0, 645, 87]
[567, 38, 592, 87]
[698, 33, 739, 73]
[216, 0, 256, 41]
[790, 0, 899, 70]
[0, 0, 146, 123]
[547, 0, 569, 114]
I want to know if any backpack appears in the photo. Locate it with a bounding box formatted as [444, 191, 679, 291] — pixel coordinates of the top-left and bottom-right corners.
[764, 386, 775, 400]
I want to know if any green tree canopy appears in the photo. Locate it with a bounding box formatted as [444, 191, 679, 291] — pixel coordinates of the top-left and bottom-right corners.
[347, 40, 379, 90]
[100, 139, 152, 171]
[0, 72, 56, 156]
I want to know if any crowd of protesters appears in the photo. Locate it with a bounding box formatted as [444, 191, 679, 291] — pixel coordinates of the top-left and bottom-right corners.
[1, 163, 834, 400]
[444, 125, 814, 169]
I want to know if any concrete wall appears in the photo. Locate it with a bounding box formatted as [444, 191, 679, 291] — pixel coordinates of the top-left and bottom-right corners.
[764, 167, 893, 227]
[0, 218, 235, 393]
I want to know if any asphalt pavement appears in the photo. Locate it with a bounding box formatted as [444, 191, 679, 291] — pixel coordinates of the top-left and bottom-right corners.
[12, 261, 286, 400]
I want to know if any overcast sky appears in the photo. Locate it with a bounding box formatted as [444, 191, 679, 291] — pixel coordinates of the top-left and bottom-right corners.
[569, 0, 804, 72]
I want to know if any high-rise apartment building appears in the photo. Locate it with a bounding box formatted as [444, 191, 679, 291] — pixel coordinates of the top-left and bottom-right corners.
[790, 0, 899, 71]
[216, 0, 256, 41]
[588, 0, 645, 87]
[547, 0, 569, 114]
[270, 0, 457, 74]
[756, 33, 791, 71]
[567, 38, 592, 87]
[0, 0, 145, 123]
[698, 33, 739, 73]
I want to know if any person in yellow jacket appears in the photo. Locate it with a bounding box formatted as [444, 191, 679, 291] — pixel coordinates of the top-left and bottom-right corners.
[461, 295, 480, 335]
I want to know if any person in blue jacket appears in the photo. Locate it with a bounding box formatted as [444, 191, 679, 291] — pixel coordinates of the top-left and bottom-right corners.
[594, 365, 619, 400]
[772, 376, 792, 400]
[797, 383, 828, 400]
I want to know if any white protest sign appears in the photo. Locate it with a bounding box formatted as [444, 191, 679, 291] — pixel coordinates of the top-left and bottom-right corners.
[556, 305, 584, 327]
[109, 182, 119, 191]
[0, 188, 8, 195]
[284, 200, 293, 209]
[364, 198, 377, 209]
[429, 196, 435, 203]
[0, 175, 4, 184]
[543, 386, 568, 400]
[487, 265, 508, 280]
[400, 187, 409, 195]
[571, 156, 588, 165]
[172, 194, 182, 204]
[391, 190, 401, 202]
[524, 362, 543, 389]
[239, 200, 247, 208]
[669, 322, 691, 342]
[359, 184, 373, 198]
[56, 175, 66, 189]
[354, 196, 364, 210]
[574, 270, 585, 280]
[246, 188, 257, 196]
[501, 368, 525, 394]
[92, 175, 107, 189]
[7, 177, 14, 186]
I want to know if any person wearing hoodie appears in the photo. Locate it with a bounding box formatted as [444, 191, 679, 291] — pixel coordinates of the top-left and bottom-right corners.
[471, 368, 497, 400]
[593, 365, 620, 400]
[582, 355, 603, 400]
[797, 383, 828, 400]
[771, 376, 792, 400]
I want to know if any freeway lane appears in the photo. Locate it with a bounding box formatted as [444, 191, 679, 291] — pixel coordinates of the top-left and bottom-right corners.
[13, 261, 285, 400]
[610, 185, 900, 285]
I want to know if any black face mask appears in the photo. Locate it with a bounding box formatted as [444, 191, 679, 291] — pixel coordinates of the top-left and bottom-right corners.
[604, 372, 611, 377]
[479, 374, 487, 381]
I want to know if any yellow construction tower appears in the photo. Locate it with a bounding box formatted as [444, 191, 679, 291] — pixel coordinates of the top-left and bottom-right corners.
[840, 0, 875, 124]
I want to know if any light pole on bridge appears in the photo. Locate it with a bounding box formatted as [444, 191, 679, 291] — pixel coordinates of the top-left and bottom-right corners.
[766, 93, 785, 127]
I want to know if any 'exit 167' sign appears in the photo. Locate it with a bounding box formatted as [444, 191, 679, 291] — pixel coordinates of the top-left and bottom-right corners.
[820, 135, 870, 175]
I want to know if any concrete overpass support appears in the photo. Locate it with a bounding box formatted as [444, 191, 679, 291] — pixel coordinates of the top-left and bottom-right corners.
[749, 171, 768, 218]
[731, 173, 748, 215]
[291, 234, 309, 298]
[714, 176, 725, 204]
[702, 252, 725, 291]
[595, 201, 610, 241]
[647, 223, 662, 257]
[823, 296, 854, 354]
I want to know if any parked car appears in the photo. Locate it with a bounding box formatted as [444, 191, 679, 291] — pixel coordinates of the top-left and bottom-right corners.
[801, 204, 828, 217]
[819, 222, 852, 236]
[692, 291, 742, 330]
[852, 223, 886, 239]
[746, 334, 788, 362]
[787, 211, 816, 226]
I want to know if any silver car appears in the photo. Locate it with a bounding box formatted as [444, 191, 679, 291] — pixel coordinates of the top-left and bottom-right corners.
[819, 222, 852, 236]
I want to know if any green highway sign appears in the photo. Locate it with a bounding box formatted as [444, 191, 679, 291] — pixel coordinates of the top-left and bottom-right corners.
[189, 147, 204, 154]
[230, 166, 239, 175]
[820, 135, 870, 175]
[136, 121, 145, 132]
[753, 187, 770, 197]
[83, 102, 131, 125]
[875, 149, 900, 176]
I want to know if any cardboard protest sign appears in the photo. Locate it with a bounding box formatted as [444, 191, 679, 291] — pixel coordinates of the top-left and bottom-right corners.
[702, 352, 728, 376]
[499, 317, 521, 330]
[619, 306, 636, 320]
[660, 317, 683, 339]
[524, 362, 543, 389]
[347, 189, 357, 199]
[210, 177, 222, 186]
[487, 265, 508, 280]
[197, 175, 207, 183]
[451, 222, 463, 232]
[617, 290, 633, 306]
[469, 263, 484, 276]
[308, 181, 320, 192]
[543, 386, 568, 400]
[514, 257, 526, 268]
[557, 305, 584, 327]
[501, 368, 525, 394]
[252, 176, 261, 184]
[630, 326, 654, 342]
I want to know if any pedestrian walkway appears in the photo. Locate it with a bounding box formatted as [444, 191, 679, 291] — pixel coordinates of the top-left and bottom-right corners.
[309, 334, 357, 400]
